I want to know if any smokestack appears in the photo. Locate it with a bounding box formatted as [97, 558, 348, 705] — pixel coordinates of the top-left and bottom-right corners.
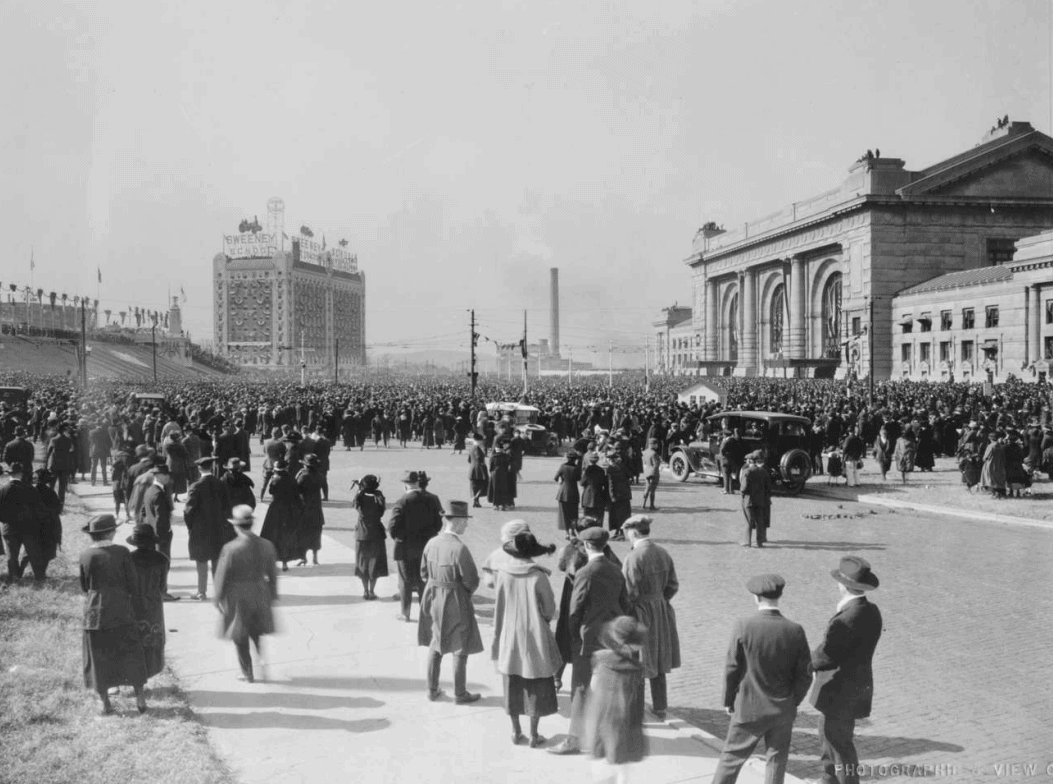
[549, 267, 560, 357]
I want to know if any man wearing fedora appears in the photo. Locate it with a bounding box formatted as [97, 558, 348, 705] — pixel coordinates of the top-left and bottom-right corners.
[549, 526, 631, 755]
[711, 574, 811, 784]
[419, 501, 483, 703]
[739, 450, 772, 547]
[0, 461, 49, 582]
[184, 456, 234, 601]
[810, 556, 883, 784]
[141, 464, 177, 601]
[387, 470, 444, 622]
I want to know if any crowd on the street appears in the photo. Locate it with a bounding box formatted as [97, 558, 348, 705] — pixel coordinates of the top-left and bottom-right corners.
[2, 370, 1051, 783]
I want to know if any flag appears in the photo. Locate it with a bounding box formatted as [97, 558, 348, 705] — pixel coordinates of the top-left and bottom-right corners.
[97, 267, 102, 283]
[30, 247, 35, 271]
[180, 286, 187, 303]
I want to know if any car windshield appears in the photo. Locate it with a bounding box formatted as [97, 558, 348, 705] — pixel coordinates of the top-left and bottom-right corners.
[515, 410, 537, 425]
[781, 422, 808, 438]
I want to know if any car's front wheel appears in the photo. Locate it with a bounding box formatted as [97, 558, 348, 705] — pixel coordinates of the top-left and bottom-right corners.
[670, 453, 690, 482]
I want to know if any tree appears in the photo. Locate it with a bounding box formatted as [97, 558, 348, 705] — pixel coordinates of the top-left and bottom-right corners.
[300, 225, 314, 238]
[120, 311, 126, 325]
[104, 309, 112, 325]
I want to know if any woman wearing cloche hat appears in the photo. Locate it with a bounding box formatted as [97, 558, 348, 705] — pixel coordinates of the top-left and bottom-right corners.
[126, 524, 170, 679]
[79, 514, 149, 715]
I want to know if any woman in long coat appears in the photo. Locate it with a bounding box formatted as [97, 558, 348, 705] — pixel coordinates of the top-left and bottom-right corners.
[892, 427, 916, 485]
[554, 452, 581, 536]
[914, 419, 935, 472]
[872, 426, 893, 481]
[215, 505, 279, 683]
[487, 443, 515, 511]
[162, 432, 190, 500]
[467, 439, 489, 508]
[126, 524, 168, 679]
[580, 453, 609, 527]
[981, 431, 1007, 497]
[491, 532, 561, 748]
[296, 455, 325, 565]
[259, 461, 303, 571]
[221, 459, 257, 509]
[79, 514, 148, 715]
[432, 415, 446, 449]
[584, 617, 648, 769]
[352, 474, 387, 599]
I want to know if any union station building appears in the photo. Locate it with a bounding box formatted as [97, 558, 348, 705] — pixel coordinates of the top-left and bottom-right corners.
[682, 120, 1053, 380]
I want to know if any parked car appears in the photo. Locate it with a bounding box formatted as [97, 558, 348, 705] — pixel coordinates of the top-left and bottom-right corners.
[128, 391, 166, 410]
[474, 402, 559, 456]
[668, 410, 813, 494]
[0, 386, 29, 409]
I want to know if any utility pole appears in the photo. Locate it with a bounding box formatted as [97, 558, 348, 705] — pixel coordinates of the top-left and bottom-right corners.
[300, 329, 306, 386]
[334, 337, 339, 384]
[151, 321, 157, 384]
[868, 297, 875, 405]
[568, 346, 573, 387]
[80, 299, 88, 386]
[469, 309, 478, 401]
[608, 339, 613, 388]
[521, 309, 528, 397]
[644, 338, 649, 393]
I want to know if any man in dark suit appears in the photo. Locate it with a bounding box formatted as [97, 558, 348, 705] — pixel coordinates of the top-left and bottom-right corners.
[3, 427, 35, 473]
[549, 526, 631, 755]
[739, 450, 772, 547]
[711, 574, 811, 784]
[46, 424, 77, 510]
[386, 470, 444, 622]
[810, 556, 883, 784]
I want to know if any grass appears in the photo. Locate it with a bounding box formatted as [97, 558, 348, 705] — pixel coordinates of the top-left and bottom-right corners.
[0, 501, 234, 784]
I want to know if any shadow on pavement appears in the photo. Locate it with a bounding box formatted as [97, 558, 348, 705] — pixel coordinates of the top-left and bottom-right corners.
[191, 690, 385, 710]
[658, 539, 743, 547]
[199, 711, 390, 732]
[284, 675, 489, 692]
[766, 540, 886, 551]
[276, 594, 363, 607]
[646, 734, 719, 759]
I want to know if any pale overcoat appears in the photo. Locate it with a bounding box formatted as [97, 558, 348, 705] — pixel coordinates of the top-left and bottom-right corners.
[490, 559, 562, 678]
[214, 531, 279, 642]
[622, 538, 681, 678]
[418, 532, 484, 655]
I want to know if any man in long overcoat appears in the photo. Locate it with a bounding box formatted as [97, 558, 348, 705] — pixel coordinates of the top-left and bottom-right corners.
[711, 574, 812, 784]
[622, 515, 680, 720]
[549, 526, 630, 755]
[579, 452, 608, 528]
[46, 424, 77, 509]
[0, 462, 48, 581]
[142, 464, 176, 599]
[387, 470, 444, 621]
[739, 450, 772, 547]
[183, 456, 233, 600]
[215, 505, 278, 683]
[810, 557, 883, 784]
[467, 438, 489, 508]
[3, 426, 35, 474]
[418, 501, 484, 703]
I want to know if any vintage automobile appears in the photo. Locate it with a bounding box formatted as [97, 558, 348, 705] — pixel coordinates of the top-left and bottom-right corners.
[667, 410, 813, 495]
[0, 386, 30, 409]
[128, 391, 166, 410]
[477, 402, 559, 456]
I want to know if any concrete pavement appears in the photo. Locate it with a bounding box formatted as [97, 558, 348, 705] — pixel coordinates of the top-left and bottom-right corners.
[70, 483, 798, 784]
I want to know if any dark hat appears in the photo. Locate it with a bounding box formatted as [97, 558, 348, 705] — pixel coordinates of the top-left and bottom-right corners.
[228, 504, 256, 527]
[830, 556, 879, 591]
[135, 444, 153, 458]
[564, 450, 580, 463]
[443, 500, 472, 519]
[226, 458, 244, 471]
[503, 532, 556, 560]
[82, 513, 119, 535]
[601, 616, 647, 650]
[126, 523, 158, 548]
[272, 459, 289, 473]
[578, 527, 609, 547]
[746, 573, 786, 599]
[359, 474, 380, 492]
[303, 453, 320, 466]
[32, 468, 53, 483]
[401, 470, 420, 484]
[747, 450, 765, 461]
[150, 463, 170, 474]
[622, 515, 652, 532]
[7, 461, 25, 476]
[195, 456, 216, 467]
[14, 426, 26, 436]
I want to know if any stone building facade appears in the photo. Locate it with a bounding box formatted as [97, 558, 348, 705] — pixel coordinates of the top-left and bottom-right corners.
[213, 234, 365, 369]
[684, 121, 1053, 380]
[652, 305, 694, 374]
[892, 231, 1053, 384]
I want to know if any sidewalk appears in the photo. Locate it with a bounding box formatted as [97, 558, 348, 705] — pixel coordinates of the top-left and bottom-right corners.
[71, 484, 796, 784]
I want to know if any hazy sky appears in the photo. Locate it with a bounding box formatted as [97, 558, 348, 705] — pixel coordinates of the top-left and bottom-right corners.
[3, 0, 1051, 365]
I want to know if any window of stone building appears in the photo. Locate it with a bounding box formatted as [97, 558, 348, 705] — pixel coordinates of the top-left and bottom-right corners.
[821, 274, 842, 359]
[941, 310, 952, 330]
[920, 343, 931, 363]
[961, 340, 974, 363]
[985, 306, 999, 328]
[1046, 300, 1053, 325]
[901, 320, 913, 334]
[919, 314, 931, 332]
[901, 343, 912, 362]
[986, 238, 1017, 264]
[962, 308, 975, 330]
[1046, 336, 1053, 360]
[852, 316, 861, 336]
[939, 341, 950, 362]
[769, 285, 784, 355]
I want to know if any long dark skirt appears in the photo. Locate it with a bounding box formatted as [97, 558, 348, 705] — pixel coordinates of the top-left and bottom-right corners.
[556, 501, 578, 532]
[608, 499, 631, 532]
[355, 539, 389, 581]
[554, 576, 574, 665]
[137, 619, 166, 678]
[83, 624, 147, 691]
[503, 674, 558, 717]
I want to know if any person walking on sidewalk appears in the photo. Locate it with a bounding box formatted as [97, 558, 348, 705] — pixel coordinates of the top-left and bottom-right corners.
[621, 515, 680, 721]
[215, 505, 279, 684]
[388, 470, 444, 622]
[126, 524, 169, 680]
[553, 451, 581, 538]
[809, 557, 883, 784]
[184, 456, 234, 600]
[739, 451, 772, 548]
[46, 424, 76, 510]
[352, 474, 388, 600]
[710, 574, 811, 784]
[840, 425, 865, 487]
[419, 501, 484, 704]
[549, 526, 631, 756]
[467, 436, 489, 509]
[640, 438, 661, 510]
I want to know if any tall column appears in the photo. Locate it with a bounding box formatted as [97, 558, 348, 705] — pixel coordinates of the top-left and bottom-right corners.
[705, 278, 719, 361]
[788, 256, 806, 359]
[741, 268, 757, 371]
[1031, 284, 1043, 364]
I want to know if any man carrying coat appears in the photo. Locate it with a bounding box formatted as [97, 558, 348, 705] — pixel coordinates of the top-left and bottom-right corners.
[809, 556, 883, 784]
[711, 574, 812, 784]
[622, 515, 680, 720]
[418, 501, 483, 704]
[549, 526, 631, 755]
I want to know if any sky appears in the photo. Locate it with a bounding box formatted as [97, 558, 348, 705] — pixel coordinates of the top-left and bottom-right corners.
[2, 0, 1051, 366]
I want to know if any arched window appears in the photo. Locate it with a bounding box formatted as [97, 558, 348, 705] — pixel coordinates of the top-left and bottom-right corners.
[822, 273, 842, 359]
[770, 285, 784, 356]
[728, 293, 739, 361]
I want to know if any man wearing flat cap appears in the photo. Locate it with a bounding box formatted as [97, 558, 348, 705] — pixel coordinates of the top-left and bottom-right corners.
[739, 450, 772, 547]
[387, 470, 444, 622]
[809, 556, 883, 784]
[711, 574, 811, 784]
[549, 525, 631, 755]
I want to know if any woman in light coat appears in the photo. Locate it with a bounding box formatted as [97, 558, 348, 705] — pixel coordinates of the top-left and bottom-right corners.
[491, 532, 560, 748]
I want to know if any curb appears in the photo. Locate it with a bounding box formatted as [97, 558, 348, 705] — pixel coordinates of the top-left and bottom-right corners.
[858, 494, 1053, 531]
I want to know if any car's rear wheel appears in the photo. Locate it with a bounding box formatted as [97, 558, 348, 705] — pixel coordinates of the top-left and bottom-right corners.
[779, 449, 811, 495]
[670, 453, 690, 482]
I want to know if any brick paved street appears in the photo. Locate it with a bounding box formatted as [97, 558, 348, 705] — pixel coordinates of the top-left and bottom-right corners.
[309, 444, 1053, 783]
